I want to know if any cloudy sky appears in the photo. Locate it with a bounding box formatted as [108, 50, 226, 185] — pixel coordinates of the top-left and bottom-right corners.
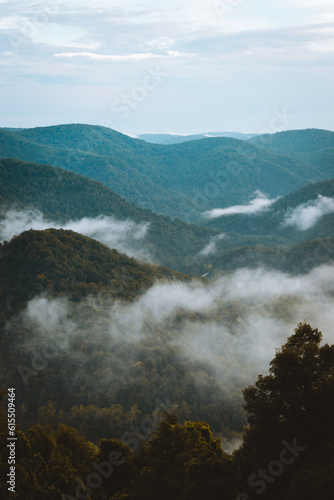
[0, 0, 333, 134]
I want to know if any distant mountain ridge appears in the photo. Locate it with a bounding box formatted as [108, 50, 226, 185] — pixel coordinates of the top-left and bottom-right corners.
[138, 131, 259, 144]
[1, 124, 333, 221]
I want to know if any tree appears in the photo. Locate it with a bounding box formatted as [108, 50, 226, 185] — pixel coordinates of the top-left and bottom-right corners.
[235, 323, 334, 499]
[115, 413, 236, 500]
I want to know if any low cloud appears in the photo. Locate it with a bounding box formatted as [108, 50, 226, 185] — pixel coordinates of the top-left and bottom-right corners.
[203, 191, 278, 219]
[10, 263, 334, 402]
[0, 208, 150, 260]
[283, 195, 334, 230]
[198, 233, 226, 256]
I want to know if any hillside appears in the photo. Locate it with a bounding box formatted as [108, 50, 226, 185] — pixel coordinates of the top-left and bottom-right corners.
[0, 228, 187, 321]
[1, 159, 333, 277]
[0, 228, 246, 441]
[0, 158, 217, 273]
[249, 128, 334, 156]
[202, 178, 334, 244]
[208, 237, 334, 274]
[249, 128, 334, 179]
[0, 124, 330, 221]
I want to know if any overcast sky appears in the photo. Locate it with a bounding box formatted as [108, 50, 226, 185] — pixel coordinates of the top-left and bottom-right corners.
[0, 0, 333, 134]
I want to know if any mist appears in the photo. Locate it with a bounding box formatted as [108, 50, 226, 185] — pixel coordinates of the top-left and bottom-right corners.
[283, 195, 334, 230]
[198, 233, 226, 256]
[9, 263, 334, 430]
[0, 208, 150, 260]
[202, 191, 278, 218]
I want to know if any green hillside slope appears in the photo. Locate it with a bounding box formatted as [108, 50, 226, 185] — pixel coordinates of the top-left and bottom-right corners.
[250, 128, 334, 179]
[202, 178, 334, 244]
[0, 228, 187, 320]
[0, 124, 330, 221]
[0, 158, 217, 273]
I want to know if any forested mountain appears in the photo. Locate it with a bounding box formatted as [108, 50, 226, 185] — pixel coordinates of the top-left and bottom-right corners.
[0, 228, 246, 445]
[0, 124, 331, 220]
[209, 237, 334, 274]
[250, 128, 334, 156]
[0, 228, 187, 320]
[250, 128, 334, 179]
[0, 125, 334, 499]
[0, 158, 216, 274]
[1, 158, 333, 276]
[202, 178, 334, 243]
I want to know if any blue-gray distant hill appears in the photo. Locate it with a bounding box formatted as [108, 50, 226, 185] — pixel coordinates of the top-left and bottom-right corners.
[138, 132, 259, 144]
[249, 128, 334, 180]
[1, 124, 333, 221]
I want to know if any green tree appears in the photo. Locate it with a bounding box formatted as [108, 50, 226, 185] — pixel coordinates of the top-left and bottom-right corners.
[116, 413, 235, 500]
[235, 323, 334, 499]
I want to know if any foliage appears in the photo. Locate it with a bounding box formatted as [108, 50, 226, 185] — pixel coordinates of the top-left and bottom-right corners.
[234, 323, 334, 499]
[1, 124, 331, 220]
[1, 324, 333, 499]
[0, 228, 188, 319]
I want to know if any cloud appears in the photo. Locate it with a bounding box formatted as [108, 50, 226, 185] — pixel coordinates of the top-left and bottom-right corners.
[1, 1, 333, 134]
[198, 233, 226, 256]
[54, 50, 190, 61]
[283, 195, 334, 230]
[0, 208, 150, 260]
[6, 258, 334, 440]
[203, 191, 278, 218]
[54, 51, 163, 61]
[14, 263, 334, 382]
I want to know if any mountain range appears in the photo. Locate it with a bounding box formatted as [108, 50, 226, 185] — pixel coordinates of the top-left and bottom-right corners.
[137, 131, 259, 144]
[1, 124, 333, 221]
[0, 125, 334, 497]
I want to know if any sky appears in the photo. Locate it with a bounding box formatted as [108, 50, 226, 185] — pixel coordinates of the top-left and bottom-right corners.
[0, 0, 333, 134]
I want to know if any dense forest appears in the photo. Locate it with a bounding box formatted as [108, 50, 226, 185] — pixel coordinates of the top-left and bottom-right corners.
[1, 125, 333, 220]
[1, 323, 333, 499]
[0, 126, 333, 498]
[1, 158, 333, 276]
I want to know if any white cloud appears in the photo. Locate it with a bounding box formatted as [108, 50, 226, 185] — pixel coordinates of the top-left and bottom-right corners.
[54, 50, 190, 61]
[1, 1, 333, 133]
[0, 208, 150, 259]
[14, 263, 334, 396]
[203, 191, 278, 218]
[54, 51, 161, 61]
[283, 195, 334, 230]
[198, 233, 225, 256]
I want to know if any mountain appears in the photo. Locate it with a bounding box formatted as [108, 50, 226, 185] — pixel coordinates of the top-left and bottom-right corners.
[249, 128, 334, 156]
[197, 178, 334, 274]
[0, 228, 245, 441]
[0, 158, 217, 274]
[138, 131, 259, 144]
[1, 158, 333, 277]
[0, 228, 187, 321]
[201, 178, 334, 244]
[208, 237, 334, 274]
[249, 128, 334, 180]
[0, 124, 331, 221]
